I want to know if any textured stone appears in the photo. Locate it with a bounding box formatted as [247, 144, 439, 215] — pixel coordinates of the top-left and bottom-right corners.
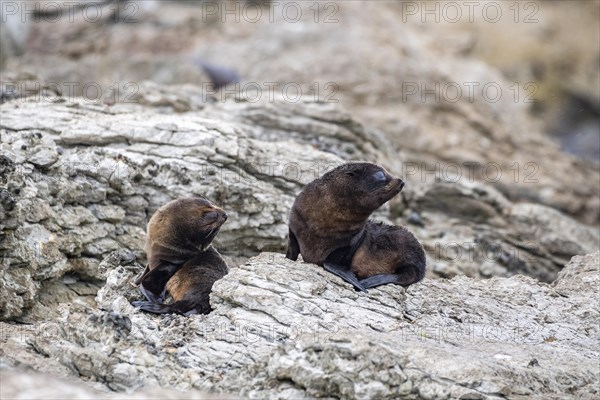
[1, 98, 598, 321]
[1, 251, 598, 399]
[0, 369, 229, 399]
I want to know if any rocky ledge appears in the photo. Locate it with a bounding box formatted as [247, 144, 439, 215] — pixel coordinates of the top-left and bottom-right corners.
[1, 251, 598, 399]
[1, 97, 598, 322]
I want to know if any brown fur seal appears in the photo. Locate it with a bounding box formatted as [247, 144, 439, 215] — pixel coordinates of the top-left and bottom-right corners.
[132, 197, 229, 315]
[350, 221, 426, 288]
[286, 162, 425, 291]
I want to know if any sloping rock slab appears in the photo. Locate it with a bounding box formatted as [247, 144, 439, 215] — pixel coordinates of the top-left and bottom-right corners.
[1, 251, 598, 399]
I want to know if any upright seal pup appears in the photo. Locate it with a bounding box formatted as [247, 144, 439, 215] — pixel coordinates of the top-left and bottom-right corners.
[132, 197, 229, 315]
[286, 162, 425, 291]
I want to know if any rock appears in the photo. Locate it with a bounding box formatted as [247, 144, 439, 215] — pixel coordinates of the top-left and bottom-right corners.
[0, 97, 345, 320]
[0, 72, 61, 103]
[0, 369, 227, 399]
[0, 251, 598, 399]
[412, 179, 598, 283]
[432, 2, 600, 162]
[3, 2, 598, 223]
[508, 203, 600, 262]
[0, 0, 28, 68]
[1, 97, 598, 320]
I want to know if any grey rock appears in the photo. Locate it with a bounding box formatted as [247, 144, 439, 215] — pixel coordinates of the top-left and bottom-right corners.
[509, 203, 600, 262]
[1, 97, 598, 321]
[0, 369, 230, 399]
[3, 2, 598, 223]
[0, 98, 345, 320]
[0, 251, 598, 399]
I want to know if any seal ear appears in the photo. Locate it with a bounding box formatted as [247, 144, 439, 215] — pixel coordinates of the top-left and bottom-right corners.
[286, 229, 300, 261]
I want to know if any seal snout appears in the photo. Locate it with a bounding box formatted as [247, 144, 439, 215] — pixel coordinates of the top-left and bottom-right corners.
[386, 177, 404, 192]
[214, 207, 227, 222]
[209, 206, 228, 223]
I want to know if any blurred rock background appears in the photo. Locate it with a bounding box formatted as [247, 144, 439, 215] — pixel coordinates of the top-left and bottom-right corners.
[2, 1, 599, 162]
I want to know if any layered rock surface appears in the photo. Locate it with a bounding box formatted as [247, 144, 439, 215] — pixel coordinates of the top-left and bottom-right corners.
[3, 1, 599, 222]
[0, 370, 226, 400]
[2, 97, 598, 321]
[1, 251, 598, 399]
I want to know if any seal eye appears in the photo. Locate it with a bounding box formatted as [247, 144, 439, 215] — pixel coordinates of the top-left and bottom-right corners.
[203, 211, 218, 222]
[373, 171, 386, 181]
[346, 171, 356, 177]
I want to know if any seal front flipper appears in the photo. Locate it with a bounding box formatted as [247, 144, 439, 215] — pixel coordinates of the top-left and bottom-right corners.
[286, 228, 300, 261]
[323, 262, 367, 292]
[359, 274, 408, 289]
[132, 299, 209, 315]
[133, 265, 150, 286]
[139, 260, 183, 301]
[132, 300, 174, 314]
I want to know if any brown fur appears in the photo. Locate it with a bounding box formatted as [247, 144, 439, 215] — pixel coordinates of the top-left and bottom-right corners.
[286, 162, 425, 289]
[161, 247, 229, 315]
[145, 197, 226, 273]
[351, 221, 426, 286]
[286, 162, 404, 265]
[133, 197, 229, 315]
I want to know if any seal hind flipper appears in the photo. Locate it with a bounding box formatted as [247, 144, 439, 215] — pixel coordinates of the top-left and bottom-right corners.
[286, 229, 300, 261]
[323, 262, 367, 292]
[140, 260, 184, 300]
[132, 300, 174, 314]
[359, 265, 424, 289]
[359, 274, 403, 289]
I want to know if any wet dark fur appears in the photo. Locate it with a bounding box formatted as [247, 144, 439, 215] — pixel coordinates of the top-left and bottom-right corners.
[351, 221, 426, 286]
[286, 162, 425, 289]
[132, 197, 229, 315]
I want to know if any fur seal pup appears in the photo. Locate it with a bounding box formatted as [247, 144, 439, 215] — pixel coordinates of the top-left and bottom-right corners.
[132, 197, 229, 315]
[286, 162, 425, 291]
[350, 221, 426, 288]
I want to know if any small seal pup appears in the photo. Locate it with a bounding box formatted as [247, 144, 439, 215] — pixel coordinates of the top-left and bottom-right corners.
[350, 221, 426, 288]
[286, 162, 425, 291]
[132, 197, 229, 315]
